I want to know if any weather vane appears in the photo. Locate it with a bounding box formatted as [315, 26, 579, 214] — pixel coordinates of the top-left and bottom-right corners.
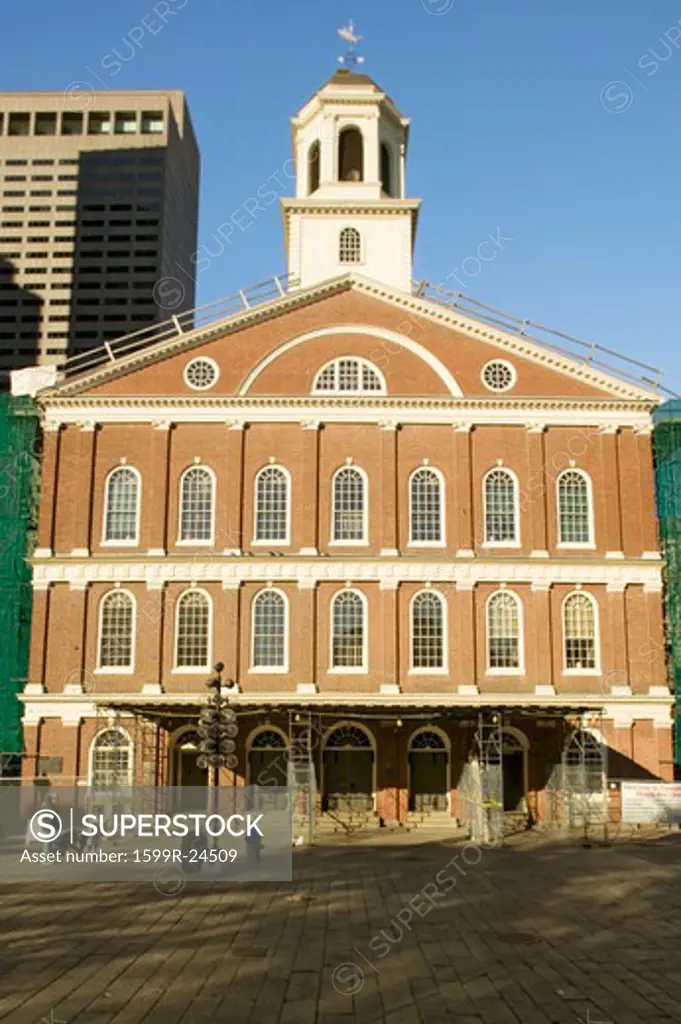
[337, 21, 365, 69]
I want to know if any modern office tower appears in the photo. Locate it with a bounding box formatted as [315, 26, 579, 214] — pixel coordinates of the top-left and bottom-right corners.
[0, 90, 199, 384]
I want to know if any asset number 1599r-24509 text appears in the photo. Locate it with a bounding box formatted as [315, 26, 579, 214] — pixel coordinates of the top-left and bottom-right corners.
[132, 849, 239, 863]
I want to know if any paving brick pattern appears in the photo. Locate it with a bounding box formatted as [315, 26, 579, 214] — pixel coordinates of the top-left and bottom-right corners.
[1, 830, 681, 1023]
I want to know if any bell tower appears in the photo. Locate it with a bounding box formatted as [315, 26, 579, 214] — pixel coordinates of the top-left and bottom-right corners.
[281, 42, 421, 293]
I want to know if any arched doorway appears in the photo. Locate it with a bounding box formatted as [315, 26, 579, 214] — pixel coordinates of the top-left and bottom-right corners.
[502, 728, 528, 812]
[248, 728, 288, 787]
[171, 728, 208, 787]
[408, 729, 450, 813]
[322, 723, 374, 813]
[562, 728, 606, 826]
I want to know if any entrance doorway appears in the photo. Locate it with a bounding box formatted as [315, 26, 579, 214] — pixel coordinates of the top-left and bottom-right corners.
[408, 729, 450, 813]
[502, 730, 527, 812]
[248, 728, 288, 787]
[322, 724, 374, 814]
[172, 730, 208, 787]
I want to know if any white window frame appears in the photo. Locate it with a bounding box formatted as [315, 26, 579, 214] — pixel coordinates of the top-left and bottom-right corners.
[250, 587, 289, 674]
[312, 356, 386, 396]
[88, 727, 133, 787]
[562, 590, 601, 675]
[101, 465, 142, 547]
[95, 588, 136, 674]
[183, 356, 220, 391]
[409, 588, 448, 674]
[177, 465, 216, 546]
[172, 587, 213, 673]
[485, 589, 525, 675]
[482, 467, 521, 548]
[328, 588, 368, 674]
[330, 465, 369, 546]
[556, 469, 595, 549]
[252, 464, 291, 546]
[338, 225, 363, 265]
[408, 466, 446, 547]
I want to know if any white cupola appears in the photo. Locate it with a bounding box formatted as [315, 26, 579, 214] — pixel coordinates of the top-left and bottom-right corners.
[281, 67, 421, 293]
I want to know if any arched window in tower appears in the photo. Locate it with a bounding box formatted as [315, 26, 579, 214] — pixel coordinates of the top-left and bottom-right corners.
[332, 466, 367, 542]
[339, 226, 362, 264]
[380, 142, 393, 197]
[338, 126, 363, 182]
[308, 140, 320, 194]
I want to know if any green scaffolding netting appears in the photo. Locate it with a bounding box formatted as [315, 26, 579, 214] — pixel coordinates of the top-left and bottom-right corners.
[0, 394, 39, 756]
[654, 399, 681, 772]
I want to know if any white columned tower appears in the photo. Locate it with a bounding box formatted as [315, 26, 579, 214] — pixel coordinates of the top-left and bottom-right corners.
[281, 68, 421, 293]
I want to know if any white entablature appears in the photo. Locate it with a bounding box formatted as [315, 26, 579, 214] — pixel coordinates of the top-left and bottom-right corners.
[281, 70, 420, 292]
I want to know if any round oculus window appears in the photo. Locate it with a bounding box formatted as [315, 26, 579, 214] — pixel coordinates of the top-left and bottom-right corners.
[184, 357, 219, 390]
[482, 360, 516, 392]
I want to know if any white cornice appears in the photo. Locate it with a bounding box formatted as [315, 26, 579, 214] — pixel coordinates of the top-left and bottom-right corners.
[31, 556, 662, 589]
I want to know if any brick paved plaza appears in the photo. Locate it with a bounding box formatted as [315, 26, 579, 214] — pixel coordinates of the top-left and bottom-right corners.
[1, 829, 681, 1024]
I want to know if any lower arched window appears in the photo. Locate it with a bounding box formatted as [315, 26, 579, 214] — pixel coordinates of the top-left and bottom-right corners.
[411, 590, 446, 670]
[487, 590, 522, 670]
[179, 466, 214, 543]
[252, 589, 287, 669]
[558, 470, 592, 545]
[175, 589, 211, 669]
[410, 468, 444, 543]
[90, 728, 132, 787]
[98, 590, 135, 670]
[332, 466, 366, 542]
[563, 592, 598, 670]
[331, 590, 366, 669]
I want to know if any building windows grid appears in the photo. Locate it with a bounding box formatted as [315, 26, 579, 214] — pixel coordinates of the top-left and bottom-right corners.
[330, 589, 366, 671]
[411, 590, 446, 671]
[332, 466, 367, 543]
[557, 470, 593, 546]
[339, 226, 362, 264]
[251, 589, 287, 671]
[484, 469, 519, 545]
[313, 357, 384, 395]
[486, 591, 523, 672]
[409, 467, 444, 544]
[97, 591, 135, 671]
[563, 592, 598, 671]
[90, 728, 132, 787]
[254, 466, 289, 544]
[178, 466, 214, 544]
[103, 466, 140, 545]
[175, 590, 211, 670]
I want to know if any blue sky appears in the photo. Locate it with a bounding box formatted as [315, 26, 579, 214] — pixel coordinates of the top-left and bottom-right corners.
[4, 0, 681, 391]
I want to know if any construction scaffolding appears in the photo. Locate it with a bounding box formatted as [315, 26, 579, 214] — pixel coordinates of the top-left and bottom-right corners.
[653, 399, 681, 775]
[0, 395, 39, 772]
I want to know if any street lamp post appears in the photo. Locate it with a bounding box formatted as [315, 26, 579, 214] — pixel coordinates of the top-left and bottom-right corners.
[197, 662, 239, 822]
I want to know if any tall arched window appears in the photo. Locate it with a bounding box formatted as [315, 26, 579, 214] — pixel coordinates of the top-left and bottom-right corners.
[175, 589, 211, 669]
[484, 469, 519, 544]
[331, 590, 366, 670]
[308, 140, 320, 194]
[90, 728, 133, 787]
[339, 226, 362, 264]
[557, 470, 593, 546]
[98, 590, 135, 670]
[410, 468, 444, 544]
[103, 466, 140, 544]
[411, 590, 446, 670]
[563, 592, 598, 670]
[487, 591, 522, 671]
[179, 466, 214, 543]
[380, 142, 393, 196]
[338, 126, 363, 181]
[332, 466, 367, 543]
[252, 589, 287, 670]
[254, 466, 289, 543]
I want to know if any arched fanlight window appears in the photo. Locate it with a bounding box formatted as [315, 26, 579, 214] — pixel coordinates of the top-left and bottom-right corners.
[380, 142, 393, 196]
[331, 590, 366, 670]
[339, 226, 362, 264]
[486, 590, 523, 671]
[409, 729, 447, 751]
[563, 592, 599, 670]
[103, 466, 140, 544]
[324, 723, 372, 749]
[175, 589, 211, 669]
[252, 589, 287, 670]
[411, 590, 446, 671]
[338, 126, 363, 182]
[308, 139, 320, 194]
[557, 470, 593, 546]
[90, 728, 133, 787]
[332, 466, 367, 542]
[313, 357, 385, 394]
[410, 468, 444, 544]
[484, 468, 519, 544]
[98, 590, 135, 669]
[254, 466, 289, 543]
[179, 466, 215, 543]
[250, 728, 287, 750]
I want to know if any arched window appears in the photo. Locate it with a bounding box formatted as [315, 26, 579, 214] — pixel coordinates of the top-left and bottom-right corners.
[484, 469, 519, 544]
[411, 590, 446, 670]
[557, 470, 593, 546]
[179, 466, 214, 543]
[338, 126, 363, 182]
[175, 589, 211, 669]
[90, 728, 132, 787]
[252, 589, 287, 670]
[410, 468, 444, 544]
[324, 723, 372, 749]
[313, 357, 385, 394]
[331, 590, 366, 670]
[563, 592, 598, 670]
[332, 466, 367, 543]
[380, 142, 392, 196]
[487, 591, 522, 671]
[254, 466, 289, 543]
[98, 590, 135, 669]
[103, 466, 140, 544]
[339, 226, 362, 264]
[308, 140, 320, 194]
[250, 728, 287, 750]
